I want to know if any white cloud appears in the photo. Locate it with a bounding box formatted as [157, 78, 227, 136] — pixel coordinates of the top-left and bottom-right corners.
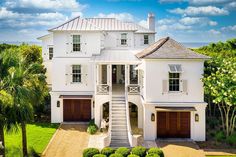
[5, 0, 87, 11]
[95, 13, 134, 21]
[157, 18, 176, 25]
[224, 1, 236, 10]
[179, 17, 217, 26]
[159, 0, 187, 3]
[190, 0, 233, 5]
[0, 7, 20, 19]
[71, 12, 83, 18]
[221, 25, 236, 31]
[208, 29, 221, 35]
[36, 12, 67, 21]
[209, 21, 218, 26]
[138, 20, 148, 28]
[158, 23, 192, 31]
[169, 6, 229, 16]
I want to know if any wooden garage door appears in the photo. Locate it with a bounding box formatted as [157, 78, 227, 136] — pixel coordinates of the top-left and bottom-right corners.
[157, 112, 190, 138]
[63, 99, 91, 122]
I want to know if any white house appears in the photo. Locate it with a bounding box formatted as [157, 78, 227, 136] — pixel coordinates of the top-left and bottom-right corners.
[38, 13, 210, 147]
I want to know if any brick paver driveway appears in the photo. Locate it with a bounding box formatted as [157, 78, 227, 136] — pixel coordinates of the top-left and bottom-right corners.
[156, 141, 205, 157]
[42, 124, 89, 157]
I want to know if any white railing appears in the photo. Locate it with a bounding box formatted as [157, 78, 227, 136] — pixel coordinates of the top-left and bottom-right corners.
[103, 87, 112, 147]
[127, 84, 140, 95]
[97, 84, 109, 95]
[125, 86, 134, 147]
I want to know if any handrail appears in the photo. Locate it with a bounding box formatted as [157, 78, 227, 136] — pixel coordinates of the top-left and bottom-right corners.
[107, 85, 112, 146]
[125, 86, 133, 147]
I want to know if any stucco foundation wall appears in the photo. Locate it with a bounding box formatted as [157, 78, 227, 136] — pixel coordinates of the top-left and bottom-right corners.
[143, 103, 206, 141]
[128, 95, 143, 128]
[94, 95, 110, 127]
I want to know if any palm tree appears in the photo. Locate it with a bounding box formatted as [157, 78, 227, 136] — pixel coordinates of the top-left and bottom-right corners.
[0, 90, 14, 157]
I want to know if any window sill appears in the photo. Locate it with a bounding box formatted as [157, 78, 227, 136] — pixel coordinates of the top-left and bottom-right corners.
[168, 91, 182, 94]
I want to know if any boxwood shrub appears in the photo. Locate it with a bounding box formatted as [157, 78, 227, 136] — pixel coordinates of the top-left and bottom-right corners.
[127, 154, 139, 157]
[87, 125, 98, 134]
[145, 154, 160, 157]
[131, 146, 146, 157]
[93, 154, 107, 157]
[147, 148, 164, 157]
[83, 148, 100, 157]
[115, 147, 130, 157]
[110, 154, 123, 157]
[101, 147, 115, 156]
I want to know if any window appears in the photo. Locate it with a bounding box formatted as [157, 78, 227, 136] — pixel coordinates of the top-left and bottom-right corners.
[144, 35, 149, 44]
[72, 65, 81, 83]
[121, 33, 127, 45]
[169, 64, 182, 73]
[169, 73, 180, 91]
[73, 35, 81, 52]
[49, 47, 53, 60]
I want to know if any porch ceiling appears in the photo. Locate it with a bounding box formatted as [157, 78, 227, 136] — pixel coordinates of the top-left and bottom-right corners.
[91, 49, 141, 63]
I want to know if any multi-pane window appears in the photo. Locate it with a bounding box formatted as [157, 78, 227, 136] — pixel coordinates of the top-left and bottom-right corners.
[49, 47, 53, 60]
[121, 33, 127, 45]
[73, 35, 81, 52]
[72, 65, 81, 83]
[169, 73, 180, 91]
[144, 35, 149, 44]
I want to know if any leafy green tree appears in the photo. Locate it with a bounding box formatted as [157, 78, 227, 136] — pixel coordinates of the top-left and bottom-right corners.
[203, 58, 236, 136]
[0, 90, 14, 157]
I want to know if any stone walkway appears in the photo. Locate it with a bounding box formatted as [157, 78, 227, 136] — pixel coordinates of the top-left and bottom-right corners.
[156, 141, 205, 157]
[42, 124, 90, 157]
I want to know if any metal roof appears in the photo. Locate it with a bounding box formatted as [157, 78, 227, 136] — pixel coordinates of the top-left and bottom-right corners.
[49, 16, 155, 33]
[136, 37, 210, 59]
[92, 49, 141, 63]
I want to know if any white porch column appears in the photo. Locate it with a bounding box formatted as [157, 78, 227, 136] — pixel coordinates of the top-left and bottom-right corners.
[125, 64, 130, 91]
[107, 64, 112, 91]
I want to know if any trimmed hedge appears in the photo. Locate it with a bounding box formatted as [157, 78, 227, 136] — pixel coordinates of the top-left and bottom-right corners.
[83, 148, 100, 157]
[127, 154, 139, 157]
[93, 154, 106, 157]
[110, 154, 124, 157]
[101, 147, 115, 156]
[131, 146, 146, 157]
[146, 154, 160, 157]
[147, 148, 164, 157]
[115, 147, 130, 157]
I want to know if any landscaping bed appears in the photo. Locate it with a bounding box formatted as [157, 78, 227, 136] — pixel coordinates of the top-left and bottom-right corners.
[5, 123, 59, 157]
[83, 146, 164, 157]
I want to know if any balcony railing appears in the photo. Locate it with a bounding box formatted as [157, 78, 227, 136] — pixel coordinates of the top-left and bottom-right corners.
[127, 84, 140, 95]
[97, 84, 109, 95]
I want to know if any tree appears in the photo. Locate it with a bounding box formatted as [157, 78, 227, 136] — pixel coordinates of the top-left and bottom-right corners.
[202, 57, 236, 136]
[0, 90, 14, 157]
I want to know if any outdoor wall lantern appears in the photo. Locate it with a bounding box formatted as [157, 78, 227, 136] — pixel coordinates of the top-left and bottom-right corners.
[57, 100, 60, 107]
[151, 113, 155, 121]
[195, 113, 199, 122]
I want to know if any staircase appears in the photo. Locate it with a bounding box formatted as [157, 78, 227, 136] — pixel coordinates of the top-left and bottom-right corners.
[110, 95, 130, 147]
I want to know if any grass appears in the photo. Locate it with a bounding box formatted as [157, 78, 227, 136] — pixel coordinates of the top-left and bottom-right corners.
[4, 123, 59, 157]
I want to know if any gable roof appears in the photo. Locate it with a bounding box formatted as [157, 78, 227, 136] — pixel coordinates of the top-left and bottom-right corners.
[49, 16, 155, 33]
[136, 37, 210, 59]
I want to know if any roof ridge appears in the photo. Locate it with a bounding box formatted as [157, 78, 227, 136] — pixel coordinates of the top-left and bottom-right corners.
[48, 16, 81, 31]
[137, 37, 169, 58]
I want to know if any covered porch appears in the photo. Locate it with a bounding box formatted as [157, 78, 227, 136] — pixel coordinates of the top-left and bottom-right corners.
[93, 49, 143, 96]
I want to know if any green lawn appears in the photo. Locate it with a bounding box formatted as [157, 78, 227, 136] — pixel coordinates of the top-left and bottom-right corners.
[4, 123, 59, 157]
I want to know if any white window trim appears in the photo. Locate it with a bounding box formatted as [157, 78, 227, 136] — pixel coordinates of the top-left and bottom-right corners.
[72, 34, 81, 53]
[168, 72, 181, 93]
[144, 34, 149, 45]
[71, 65, 82, 84]
[120, 33, 128, 46]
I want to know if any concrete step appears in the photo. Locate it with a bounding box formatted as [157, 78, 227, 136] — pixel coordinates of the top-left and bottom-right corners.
[111, 135, 128, 140]
[112, 132, 128, 136]
[112, 108, 126, 112]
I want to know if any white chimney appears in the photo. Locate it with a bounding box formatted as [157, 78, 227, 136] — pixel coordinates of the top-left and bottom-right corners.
[147, 13, 155, 31]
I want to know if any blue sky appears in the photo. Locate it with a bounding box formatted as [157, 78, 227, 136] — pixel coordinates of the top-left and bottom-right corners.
[0, 0, 236, 43]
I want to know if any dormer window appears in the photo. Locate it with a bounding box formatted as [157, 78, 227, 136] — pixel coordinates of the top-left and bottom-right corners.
[73, 35, 81, 52]
[121, 33, 127, 45]
[144, 35, 149, 44]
